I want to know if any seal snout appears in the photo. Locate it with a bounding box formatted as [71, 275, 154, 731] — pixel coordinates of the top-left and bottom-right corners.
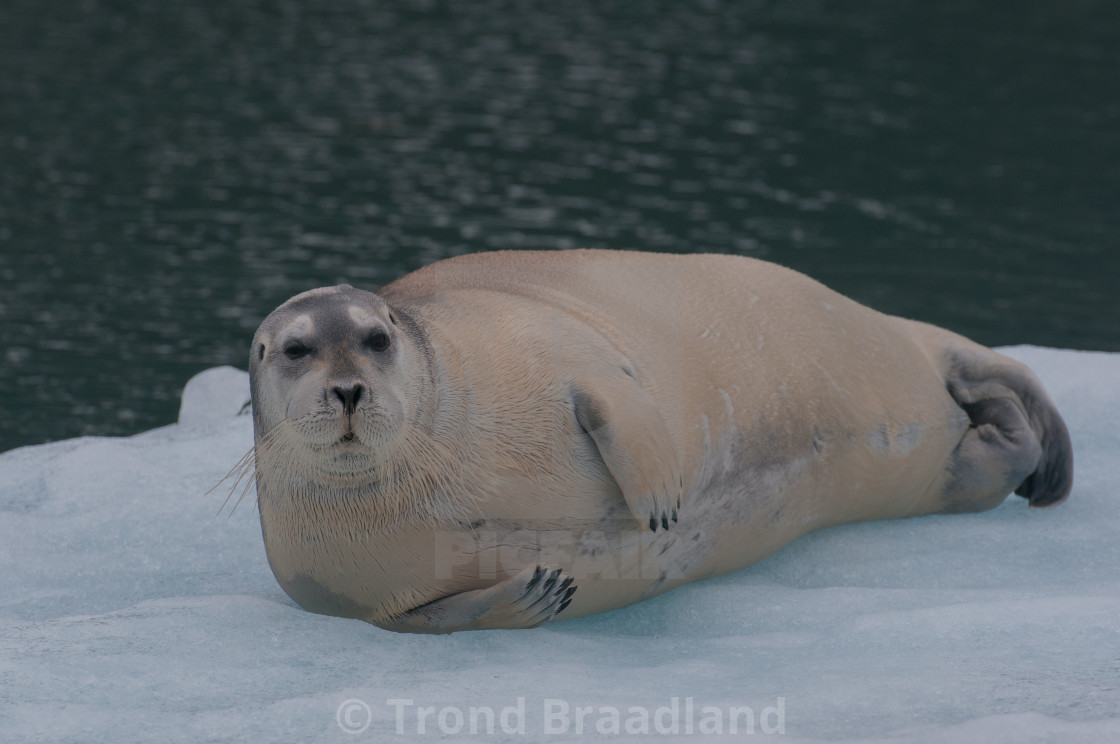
[332, 383, 363, 416]
[331, 382, 368, 445]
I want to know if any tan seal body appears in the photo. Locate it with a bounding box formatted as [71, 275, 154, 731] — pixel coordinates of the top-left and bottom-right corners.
[248, 250, 1073, 633]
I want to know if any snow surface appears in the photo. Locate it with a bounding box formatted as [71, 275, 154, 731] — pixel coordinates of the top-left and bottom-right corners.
[1, 347, 1118, 743]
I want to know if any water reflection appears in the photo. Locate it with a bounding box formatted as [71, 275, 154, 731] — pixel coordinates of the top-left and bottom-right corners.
[0, 0, 1116, 451]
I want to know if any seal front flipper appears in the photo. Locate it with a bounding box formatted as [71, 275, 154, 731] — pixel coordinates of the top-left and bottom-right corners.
[378, 565, 577, 634]
[571, 372, 683, 532]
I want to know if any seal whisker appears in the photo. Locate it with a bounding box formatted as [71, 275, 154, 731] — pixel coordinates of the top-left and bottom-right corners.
[210, 419, 295, 518]
[210, 446, 257, 518]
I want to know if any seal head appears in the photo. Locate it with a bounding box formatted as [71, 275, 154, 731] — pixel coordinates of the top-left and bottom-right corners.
[248, 284, 428, 488]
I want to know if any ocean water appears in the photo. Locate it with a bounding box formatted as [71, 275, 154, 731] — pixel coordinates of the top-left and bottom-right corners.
[1, 0, 1118, 453]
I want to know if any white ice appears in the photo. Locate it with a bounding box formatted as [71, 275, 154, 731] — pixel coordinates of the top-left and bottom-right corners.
[1, 348, 1118, 743]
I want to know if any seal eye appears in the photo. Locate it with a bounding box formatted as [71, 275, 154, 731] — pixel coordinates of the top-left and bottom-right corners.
[284, 342, 312, 360]
[365, 331, 391, 352]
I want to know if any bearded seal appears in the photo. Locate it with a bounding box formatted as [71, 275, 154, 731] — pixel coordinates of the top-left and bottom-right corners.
[247, 249, 1073, 633]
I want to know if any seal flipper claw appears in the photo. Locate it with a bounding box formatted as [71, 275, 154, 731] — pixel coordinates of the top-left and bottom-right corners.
[555, 576, 574, 596]
[381, 564, 577, 634]
[535, 569, 561, 600]
[522, 565, 545, 597]
[556, 585, 577, 615]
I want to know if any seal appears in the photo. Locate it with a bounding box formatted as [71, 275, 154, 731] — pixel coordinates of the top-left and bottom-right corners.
[246, 249, 1073, 633]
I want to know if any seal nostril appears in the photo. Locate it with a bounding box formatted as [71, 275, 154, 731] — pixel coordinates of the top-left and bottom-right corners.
[333, 384, 363, 416]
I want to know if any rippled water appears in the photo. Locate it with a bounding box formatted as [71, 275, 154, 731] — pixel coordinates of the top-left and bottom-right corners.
[1, 0, 1117, 452]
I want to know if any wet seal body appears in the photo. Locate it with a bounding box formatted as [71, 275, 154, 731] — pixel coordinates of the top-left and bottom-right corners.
[248, 250, 1073, 633]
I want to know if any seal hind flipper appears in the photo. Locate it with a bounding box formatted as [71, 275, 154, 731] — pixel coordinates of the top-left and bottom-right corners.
[571, 372, 684, 533]
[941, 347, 1074, 511]
[379, 565, 578, 634]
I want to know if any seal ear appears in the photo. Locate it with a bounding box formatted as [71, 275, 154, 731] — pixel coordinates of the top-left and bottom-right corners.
[945, 353, 1073, 509]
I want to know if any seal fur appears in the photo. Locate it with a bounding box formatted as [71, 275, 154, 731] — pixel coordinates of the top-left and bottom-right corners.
[246, 249, 1073, 633]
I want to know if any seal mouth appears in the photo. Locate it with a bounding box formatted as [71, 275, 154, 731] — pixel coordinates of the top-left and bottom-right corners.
[340, 431, 356, 443]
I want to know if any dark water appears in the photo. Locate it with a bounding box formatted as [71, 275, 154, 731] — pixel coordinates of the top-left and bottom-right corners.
[1, 0, 1118, 453]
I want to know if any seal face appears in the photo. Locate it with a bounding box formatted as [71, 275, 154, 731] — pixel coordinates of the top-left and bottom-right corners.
[250, 287, 406, 481]
[245, 250, 1074, 634]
